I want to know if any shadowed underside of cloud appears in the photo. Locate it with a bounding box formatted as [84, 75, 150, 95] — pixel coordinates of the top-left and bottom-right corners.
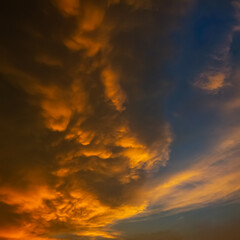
[0, 0, 194, 239]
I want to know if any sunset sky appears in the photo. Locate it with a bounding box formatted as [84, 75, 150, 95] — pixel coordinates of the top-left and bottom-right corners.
[0, 0, 240, 239]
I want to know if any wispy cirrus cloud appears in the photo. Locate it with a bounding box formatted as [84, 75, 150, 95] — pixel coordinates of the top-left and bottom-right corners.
[139, 126, 240, 217]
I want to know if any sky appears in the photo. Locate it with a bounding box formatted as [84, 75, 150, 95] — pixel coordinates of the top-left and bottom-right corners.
[0, 0, 240, 239]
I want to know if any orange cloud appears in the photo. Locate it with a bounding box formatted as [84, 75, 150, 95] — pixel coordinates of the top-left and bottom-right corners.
[81, 3, 105, 32]
[52, 0, 80, 16]
[102, 68, 126, 111]
[0, 0, 194, 239]
[62, 1, 108, 57]
[194, 72, 227, 92]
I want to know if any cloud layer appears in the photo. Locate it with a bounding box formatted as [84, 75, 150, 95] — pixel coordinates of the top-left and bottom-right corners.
[0, 0, 192, 239]
[1, 0, 240, 239]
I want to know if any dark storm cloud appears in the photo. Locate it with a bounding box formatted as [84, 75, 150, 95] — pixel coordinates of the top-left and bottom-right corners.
[0, 0, 193, 239]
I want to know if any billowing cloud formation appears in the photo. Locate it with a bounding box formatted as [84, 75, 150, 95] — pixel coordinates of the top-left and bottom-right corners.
[0, 0, 193, 239]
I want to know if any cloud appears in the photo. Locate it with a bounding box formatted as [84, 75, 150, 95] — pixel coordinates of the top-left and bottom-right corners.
[142, 126, 240, 215]
[101, 67, 126, 111]
[137, 0, 240, 224]
[0, 0, 239, 239]
[192, 39, 231, 93]
[194, 71, 227, 92]
[191, 0, 240, 116]
[193, 0, 240, 94]
[52, 0, 80, 16]
[0, 0, 193, 239]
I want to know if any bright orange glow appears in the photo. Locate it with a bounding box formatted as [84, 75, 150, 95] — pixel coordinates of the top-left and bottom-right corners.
[194, 72, 226, 92]
[52, 0, 80, 16]
[81, 4, 105, 31]
[102, 68, 127, 111]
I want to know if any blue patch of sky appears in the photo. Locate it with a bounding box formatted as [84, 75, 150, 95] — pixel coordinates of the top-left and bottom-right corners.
[161, 0, 235, 171]
[114, 200, 240, 236]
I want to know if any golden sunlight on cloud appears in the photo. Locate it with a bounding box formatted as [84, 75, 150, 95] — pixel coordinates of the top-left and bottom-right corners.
[0, 227, 57, 240]
[52, 0, 80, 16]
[102, 68, 126, 111]
[194, 72, 227, 92]
[62, 1, 108, 56]
[0, 0, 206, 239]
[29, 80, 87, 132]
